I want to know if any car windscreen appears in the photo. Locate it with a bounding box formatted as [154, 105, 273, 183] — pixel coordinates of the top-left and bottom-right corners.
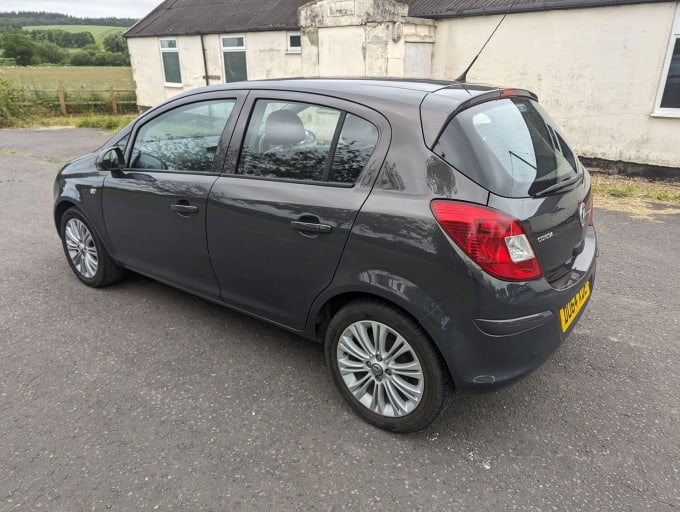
[433, 97, 579, 198]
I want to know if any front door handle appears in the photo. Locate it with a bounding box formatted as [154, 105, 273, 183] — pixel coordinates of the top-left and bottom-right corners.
[171, 203, 198, 215]
[290, 220, 332, 234]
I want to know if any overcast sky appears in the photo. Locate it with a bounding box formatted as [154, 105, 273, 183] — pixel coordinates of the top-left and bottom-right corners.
[0, 0, 160, 19]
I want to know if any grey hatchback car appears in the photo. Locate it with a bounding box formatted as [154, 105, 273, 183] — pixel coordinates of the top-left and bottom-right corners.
[54, 79, 596, 432]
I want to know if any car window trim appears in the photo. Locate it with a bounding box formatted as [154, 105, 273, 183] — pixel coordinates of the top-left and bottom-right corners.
[323, 111, 347, 182]
[217, 173, 355, 188]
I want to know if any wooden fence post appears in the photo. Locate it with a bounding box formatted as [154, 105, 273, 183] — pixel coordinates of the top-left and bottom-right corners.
[57, 87, 67, 116]
[109, 86, 118, 115]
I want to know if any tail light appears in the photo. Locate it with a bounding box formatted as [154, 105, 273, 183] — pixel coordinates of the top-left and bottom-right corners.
[431, 200, 542, 281]
[588, 197, 594, 226]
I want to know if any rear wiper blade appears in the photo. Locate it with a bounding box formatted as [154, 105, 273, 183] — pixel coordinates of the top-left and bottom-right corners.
[533, 173, 583, 197]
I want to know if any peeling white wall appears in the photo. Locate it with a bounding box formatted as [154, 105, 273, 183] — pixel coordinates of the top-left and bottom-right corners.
[432, 3, 680, 167]
[318, 26, 366, 76]
[299, 0, 435, 78]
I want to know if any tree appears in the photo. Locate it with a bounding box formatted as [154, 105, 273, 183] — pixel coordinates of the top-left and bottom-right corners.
[0, 24, 23, 49]
[2, 34, 36, 66]
[69, 50, 93, 66]
[71, 32, 95, 48]
[34, 41, 68, 64]
[102, 33, 128, 55]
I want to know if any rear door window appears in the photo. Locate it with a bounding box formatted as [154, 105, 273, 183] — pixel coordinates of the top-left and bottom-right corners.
[433, 98, 579, 197]
[237, 100, 378, 185]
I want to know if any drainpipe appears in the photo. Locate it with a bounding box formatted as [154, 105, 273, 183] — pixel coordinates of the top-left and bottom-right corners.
[201, 34, 209, 86]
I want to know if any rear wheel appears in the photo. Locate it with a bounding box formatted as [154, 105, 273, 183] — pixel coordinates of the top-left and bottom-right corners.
[60, 208, 126, 287]
[325, 299, 450, 432]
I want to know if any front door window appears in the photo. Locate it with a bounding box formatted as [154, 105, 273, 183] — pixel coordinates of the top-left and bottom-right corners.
[130, 99, 236, 172]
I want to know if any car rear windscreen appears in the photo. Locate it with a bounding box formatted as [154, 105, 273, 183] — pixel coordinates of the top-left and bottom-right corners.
[433, 97, 579, 198]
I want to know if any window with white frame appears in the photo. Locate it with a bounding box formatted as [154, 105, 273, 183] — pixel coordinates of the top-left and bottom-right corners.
[160, 38, 182, 85]
[287, 31, 301, 53]
[222, 35, 247, 83]
[655, 5, 680, 116]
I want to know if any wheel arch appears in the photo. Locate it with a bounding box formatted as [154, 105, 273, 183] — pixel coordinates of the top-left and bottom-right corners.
[54, 199, 118, 268]
[54, 199, 78, 233]
[309, 285, 457, 388]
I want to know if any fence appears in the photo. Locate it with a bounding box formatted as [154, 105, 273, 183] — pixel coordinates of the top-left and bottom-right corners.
[18, 86, 137, 116]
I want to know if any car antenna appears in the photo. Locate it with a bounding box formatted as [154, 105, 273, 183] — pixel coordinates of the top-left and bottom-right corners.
[455, 0, 519, 83]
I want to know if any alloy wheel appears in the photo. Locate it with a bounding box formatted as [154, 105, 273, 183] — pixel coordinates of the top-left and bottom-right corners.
[64, 218, 99, 279]
[336, 320, 424, 417]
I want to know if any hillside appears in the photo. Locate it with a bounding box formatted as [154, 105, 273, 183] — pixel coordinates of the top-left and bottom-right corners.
[0, 11, 136, 28]
[23, 25, 128, 46]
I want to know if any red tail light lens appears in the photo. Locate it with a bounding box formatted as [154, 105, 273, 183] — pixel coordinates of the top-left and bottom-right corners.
[431, 200, 542, 281]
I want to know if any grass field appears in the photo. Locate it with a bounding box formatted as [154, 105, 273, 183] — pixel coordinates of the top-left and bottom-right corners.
[23, 25, 128, 46]
[0, 66, 134, 90]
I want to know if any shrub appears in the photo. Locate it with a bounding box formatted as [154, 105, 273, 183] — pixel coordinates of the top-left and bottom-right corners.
[34, 41, 69, 64]
[72, 50, 130, 67]
[2, 34, 36, 66]
[70, 50, 93, 66]
[75, 115, 135, 130]
[102, 33, 128, 55]
[0, 79, 28, 126]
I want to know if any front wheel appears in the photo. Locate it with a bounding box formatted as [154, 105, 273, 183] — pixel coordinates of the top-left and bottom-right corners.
[325, 300, 450, 432]
[60, 207, 126, 287]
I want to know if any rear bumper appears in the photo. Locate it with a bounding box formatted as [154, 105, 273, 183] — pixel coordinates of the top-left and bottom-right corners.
[439, 227, 597, 391]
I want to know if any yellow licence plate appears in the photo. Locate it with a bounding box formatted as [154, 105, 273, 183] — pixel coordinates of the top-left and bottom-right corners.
[559, 281, 591, 332]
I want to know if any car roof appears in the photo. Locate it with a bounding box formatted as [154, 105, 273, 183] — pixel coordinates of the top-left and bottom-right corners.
[174, 77, 500, 109]
[149, 78, 508, 149]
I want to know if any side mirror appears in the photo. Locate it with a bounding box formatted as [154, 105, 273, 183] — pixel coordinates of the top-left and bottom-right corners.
[96, 146, 125, 171]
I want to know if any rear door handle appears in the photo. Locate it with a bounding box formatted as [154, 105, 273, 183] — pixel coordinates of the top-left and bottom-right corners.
[290, 220, 332, 234]
[171, 203, 199, 214]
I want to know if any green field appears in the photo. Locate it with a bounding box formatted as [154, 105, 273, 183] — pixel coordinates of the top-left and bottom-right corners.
[0, 66, 134, 89]
[23, 25, 128, 46]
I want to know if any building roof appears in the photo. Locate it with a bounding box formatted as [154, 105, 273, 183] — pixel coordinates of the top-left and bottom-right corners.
[125, 0, 305, 38]
[125, 0, 671, 38]
[405, 0, 670, 18]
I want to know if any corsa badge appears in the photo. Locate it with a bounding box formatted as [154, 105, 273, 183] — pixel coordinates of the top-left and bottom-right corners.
[537, 231, 553, 243]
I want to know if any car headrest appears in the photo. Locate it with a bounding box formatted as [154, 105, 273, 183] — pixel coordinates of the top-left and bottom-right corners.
[264, 110, 306, 146]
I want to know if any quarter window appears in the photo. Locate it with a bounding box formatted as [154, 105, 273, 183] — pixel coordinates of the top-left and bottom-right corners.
[331, 114, 379, 183]
[655, 6, 680, 115]
[160, 38, 182, 85]
[130, 99, 236, 172]
[237, 99, 378, 184]
[222, 35, 247, 83]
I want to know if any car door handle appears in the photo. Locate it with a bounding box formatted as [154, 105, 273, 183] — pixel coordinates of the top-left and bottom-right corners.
[290, 220, 332, 234]
[171, 203, 198, 214]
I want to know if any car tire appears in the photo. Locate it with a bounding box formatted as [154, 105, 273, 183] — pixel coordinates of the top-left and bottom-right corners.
[60, 207, 126, 288]
[325, 299, 451, 432]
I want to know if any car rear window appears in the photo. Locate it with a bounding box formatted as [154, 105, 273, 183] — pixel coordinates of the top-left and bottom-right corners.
[433, 98, 579, 198]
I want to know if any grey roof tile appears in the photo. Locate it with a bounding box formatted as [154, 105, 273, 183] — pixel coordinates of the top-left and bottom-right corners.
[126, 0, 670, 37]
